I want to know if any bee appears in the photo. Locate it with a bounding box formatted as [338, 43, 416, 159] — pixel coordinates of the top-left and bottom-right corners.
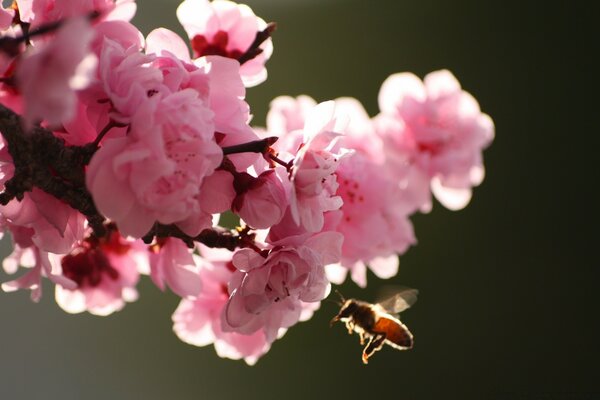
[330, 287, 418, 364]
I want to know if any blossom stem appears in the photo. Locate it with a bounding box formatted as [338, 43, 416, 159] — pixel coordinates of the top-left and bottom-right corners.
[221, 136, 278, 156]
[143, 223, 246, 251]
[92, 120, 127, 148]
[237, 22, 277, 65]
[268, 153, 293, 171]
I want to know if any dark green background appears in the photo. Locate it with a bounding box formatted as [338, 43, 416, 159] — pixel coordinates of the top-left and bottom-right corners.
[1, 1, 595, 399]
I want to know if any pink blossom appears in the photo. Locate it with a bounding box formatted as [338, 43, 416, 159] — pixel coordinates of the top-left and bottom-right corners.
[222, 231, 342, 342]
[54, 228, 146, 316]
[377, 70, 495, 210]
[148, 238, 202, 299]
[15, 17, 97, 127]
[86, 90, 223, 238]
[172, 246, 272, 365]
[288, 101, 350, 232]
[232, 169, 288, 229]
[327, 152, 415, 287]
[177, 0, 272, 87]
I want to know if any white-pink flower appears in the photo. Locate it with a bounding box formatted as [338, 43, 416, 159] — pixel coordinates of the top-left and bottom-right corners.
[288, 101, 350, 233]
[222, 231, 342, 342]
[377, 69, 495, 210]
[15, 17, 97, 127]
[177, 0, 272, 87]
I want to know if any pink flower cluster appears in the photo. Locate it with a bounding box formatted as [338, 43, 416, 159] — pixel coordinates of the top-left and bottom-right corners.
[0, 0, 493, 364]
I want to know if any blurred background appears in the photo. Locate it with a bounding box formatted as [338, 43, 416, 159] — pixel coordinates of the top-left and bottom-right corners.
[1, 1, 595, 399]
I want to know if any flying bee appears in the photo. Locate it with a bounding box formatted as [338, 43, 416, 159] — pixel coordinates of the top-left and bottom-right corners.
[330, 287, 418, 364]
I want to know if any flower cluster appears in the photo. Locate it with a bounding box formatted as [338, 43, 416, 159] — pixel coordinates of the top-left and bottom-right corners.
[0, 0, 493, 364]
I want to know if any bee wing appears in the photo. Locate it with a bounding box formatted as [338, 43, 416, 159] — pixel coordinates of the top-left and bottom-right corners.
[377, 287, 419, 314]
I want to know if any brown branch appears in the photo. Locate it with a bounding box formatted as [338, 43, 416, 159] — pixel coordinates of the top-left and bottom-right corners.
[142, 223, 249, 252]
[0, 103, 106, 236]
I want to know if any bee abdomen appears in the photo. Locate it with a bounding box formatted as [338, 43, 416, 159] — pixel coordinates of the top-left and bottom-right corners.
[373, 316, 413, 349]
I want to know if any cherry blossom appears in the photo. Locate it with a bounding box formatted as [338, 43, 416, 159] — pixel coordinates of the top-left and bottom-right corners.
[377, 70, 495, 210]
[55, 228, 146, 316]
[177, 0, 272, 87]
[0, 0, 494, 365]
[172, 246, 272, 365]
[223, 231, 342, 342]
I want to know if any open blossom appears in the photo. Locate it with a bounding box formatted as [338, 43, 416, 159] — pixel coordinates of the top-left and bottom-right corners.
[223, 231, 342, 342]
[15, 17, 97, 127]
[262, 95, 416, 286]
[177, 0, 272, 87]
[287, 101, 350, 233]
[327, 152, 416, 287]
[55, 228, 147, 316]
[172, 246, 272, 365]
[377, 69, 495, 210]
[86, 90, 223, 238]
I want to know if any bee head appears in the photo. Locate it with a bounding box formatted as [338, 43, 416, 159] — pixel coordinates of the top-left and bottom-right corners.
[330, 298, 358, 327]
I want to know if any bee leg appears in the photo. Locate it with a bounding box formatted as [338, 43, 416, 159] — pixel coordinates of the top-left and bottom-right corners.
[362, 333, 386, 365]
[359, 331, 366, 345]
[345, 320, 354, 335]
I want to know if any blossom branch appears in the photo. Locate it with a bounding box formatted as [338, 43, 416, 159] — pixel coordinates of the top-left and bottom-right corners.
[0, 103, 106, 236]
[221, 136, 278, 155]
[142, 223, 260, 253]
[237, 22, 276, 65]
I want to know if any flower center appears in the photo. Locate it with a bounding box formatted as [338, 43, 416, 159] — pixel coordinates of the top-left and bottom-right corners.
[61, 230, 130, 288]
[191, 31, 244, 60]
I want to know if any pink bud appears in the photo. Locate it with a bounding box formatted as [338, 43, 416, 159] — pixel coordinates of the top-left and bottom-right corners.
[233, 170, 287, 229]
